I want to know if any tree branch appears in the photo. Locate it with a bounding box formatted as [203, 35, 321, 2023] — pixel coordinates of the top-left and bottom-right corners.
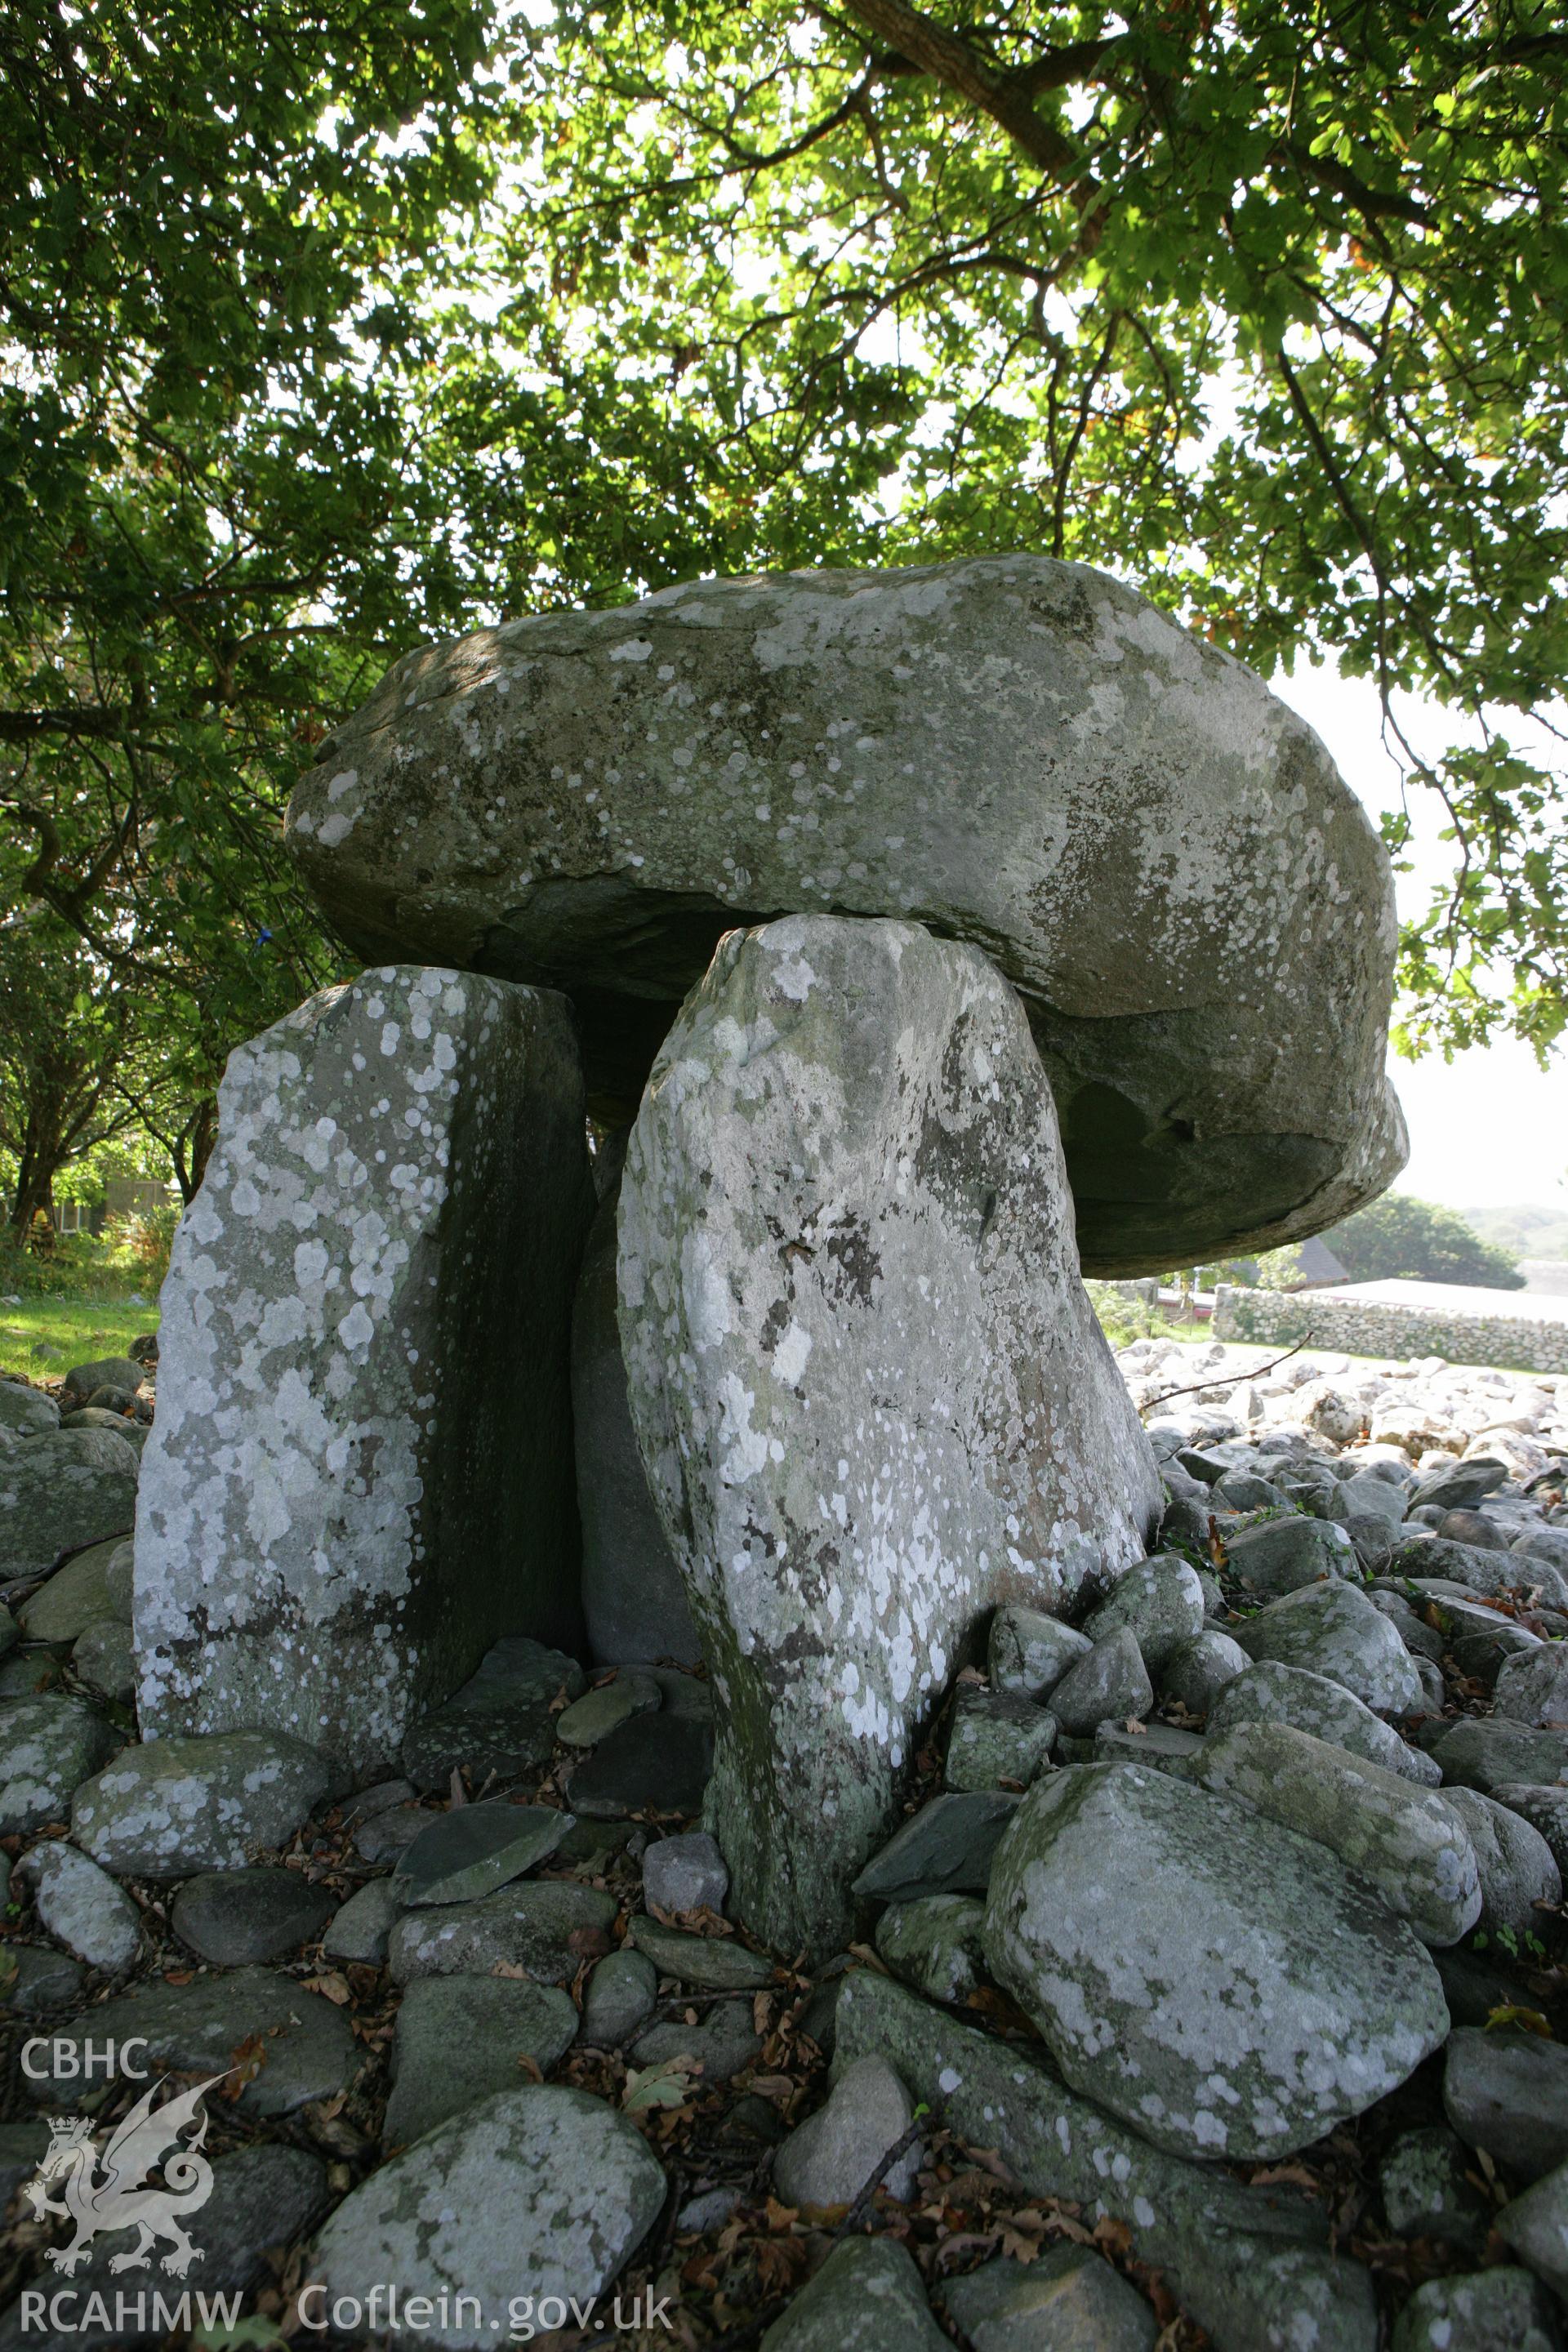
[836, 0, 1094, 195]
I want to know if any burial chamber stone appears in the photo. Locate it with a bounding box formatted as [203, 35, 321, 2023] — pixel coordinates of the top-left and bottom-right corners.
[287, 555, 1406, 1273]
[135, 964, 593, 1774]
[617, 912, 1163, 1957]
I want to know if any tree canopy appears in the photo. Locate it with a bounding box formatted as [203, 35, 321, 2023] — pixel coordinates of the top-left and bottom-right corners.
[2, 0, 1566, 1200]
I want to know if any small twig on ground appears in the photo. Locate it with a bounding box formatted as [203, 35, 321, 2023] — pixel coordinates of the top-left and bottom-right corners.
[1141, 1333, 1315, 1414]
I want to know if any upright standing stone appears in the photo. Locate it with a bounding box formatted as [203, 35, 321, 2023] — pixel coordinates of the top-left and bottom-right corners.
[618, 915, 1161, 1956]
[136, 965, 593, 1774]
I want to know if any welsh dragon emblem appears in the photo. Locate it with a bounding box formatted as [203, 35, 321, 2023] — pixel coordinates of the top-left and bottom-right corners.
[24, 2074, 223, 2276]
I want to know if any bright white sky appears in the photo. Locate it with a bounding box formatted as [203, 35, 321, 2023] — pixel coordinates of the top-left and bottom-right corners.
[1267, 660, 1567, 1216]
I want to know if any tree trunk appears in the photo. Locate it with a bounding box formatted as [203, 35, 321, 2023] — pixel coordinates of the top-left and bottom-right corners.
[172, 1095, 219, 1202]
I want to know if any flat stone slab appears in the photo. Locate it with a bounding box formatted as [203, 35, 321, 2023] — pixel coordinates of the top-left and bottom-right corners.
[323, 1877, 405, 1964]
[134, 966, 593, 1775]
[402, 1637, 585, 1791]
[172, 1865, 336, 1966]
[309, 2085, 666, 2337]
[24, 1966, 359, 2117]
[556, 1669, 662, 1749]
[17, 1537, 131, 1641]
[566, 1711, 714, 1820]
[0, 1943, 85, 2014]
[384, 1975, 579, 2147]
[627, 1917, 774, 1990]
[630, 2000, 763, 2082]
[853, 1793, 1022, 1904]
[388, 1881, 617, 1984]
[391, 1802, 572, 1907]
[17, 1839, 140, 1972]
[287, 553, 1405, 1272]
[834, 1971, 1379, 2352]
[71, 1729, 331, 1876]
[984, 1762, 1447, 2162]
[761, 2235, 948, 2352]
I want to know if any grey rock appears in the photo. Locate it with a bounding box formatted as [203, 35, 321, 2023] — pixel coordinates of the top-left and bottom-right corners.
[17, 1537, 129, 1640]
[1158, 1629, 1250, 1717]
[1441, 1786, 1561, 1939]
[1334, 1472, 1407, 1528]
[555, 1669, 662, 1749]
[0, 1649, 60, 1702]
[618, 914, 1160, 1958]
[158, 2140, 327, 2295]
[1226, 1515, 1358, 1597]
[71, 1728, 330, 1876]
[69, 1616, 136, 1704]
[24, 1966, 357, 2116]
[1496, 2160, 1568, 2301]
[356, 1804, 434, 1862]
[103, 1539, 134, 1619]
[1444, 2029, 1568, 2181]
[135, 966, 593, 1776]
[572, 1178, 699, 1667]
[773, 2053, 920, 2208]
[834, 1971, 1379, 2352]
[1410, 1459, 1510, 1512]
[16, 1839, 140, 1971]
[384, 1975, 579, 2147]
[984, 1762, 1447, 2161]
[0, 1384, 57, 1437]
[1048, 1627, 1155, 1736]
[581, 1949, 658, 2046]
[323, 1877, 404, 1964]
[1392, 2268, 1564, 2352]
[1430, 1717, 1568, 1796]
[0, 1695, 120, 1832]
[1, 1942, 85, 2013]
[401, 1636, 586, 1790]
[310, 2085, 665, 2345]
[1435, 1943, 1537, 2029]
[1494, 1784, 1568, 1876]
[388, 1880, 617, 1984]
[760, 2234, 948, 2352]
[1082, 1554, 1205, 1672]
[172, 1866, 336, 1965]
[392, 1801, 572, 1908]
[853, 1793, 1022, 1904]
[1366, 1589, 1446, 1661]
[0, 2120, 49, 2208]
[630, 1999, 762, 2081]
[1236, 1581, 1423, 1715]
[1379, 2125, 1491, 2250]
[1192, 1722, 1481, 1945]
[1213, 1469, 1289, 1512]
[939, 2246, 1156, 2352]
[288, 553, 1404, 1272]
[944, 1688, 1058, 1791]
[988, 1606, 1092, 1700]
[874, 1894, 987, 2005]
[1391, 1535, 1568, 1609]
[1438, 1507, 1512, 1549]
[1089, 1722, 1205, 1774]
[678, 2186, 741, 2234]
[566, 1710, 713, 1819]
[644, 1830, 728, 1917]
[628, 1916, 774, 1989]
[1495, 1642, 1568, 1727]
[0, 1430, 137, 1579]
[62, 1356, 144, 1407]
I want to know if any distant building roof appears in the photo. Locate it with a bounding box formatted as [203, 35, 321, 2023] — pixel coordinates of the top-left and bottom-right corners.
[1333, 1278, 1568, 1325]
[1288, 1234, 1350, 1290]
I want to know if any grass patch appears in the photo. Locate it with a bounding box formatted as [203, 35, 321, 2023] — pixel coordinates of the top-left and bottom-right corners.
[0, 1231, 163, 1381]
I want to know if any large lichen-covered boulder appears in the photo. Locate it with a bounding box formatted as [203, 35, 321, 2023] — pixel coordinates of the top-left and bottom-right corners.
[618, 914, 1161, 1957]
[984, 1762, 1449, 2162]
[135, 965, 593, 1775]
[287, 555, 1405, 1273]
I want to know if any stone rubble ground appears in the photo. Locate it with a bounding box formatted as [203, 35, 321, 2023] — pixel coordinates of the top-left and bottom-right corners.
[0, 1334, 1567, 2349]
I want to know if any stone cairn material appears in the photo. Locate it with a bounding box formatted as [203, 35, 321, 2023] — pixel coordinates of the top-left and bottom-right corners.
[134, 964, 593, 1772]
[617, 912, 1161, 1953]
[38, 559, 1568, 2350]
[286, 554, 1405, 1273]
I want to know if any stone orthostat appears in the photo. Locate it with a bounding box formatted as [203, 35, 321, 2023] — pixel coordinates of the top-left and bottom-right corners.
[617, 913, 1161, 1956]
[134, 964, 592, 1774]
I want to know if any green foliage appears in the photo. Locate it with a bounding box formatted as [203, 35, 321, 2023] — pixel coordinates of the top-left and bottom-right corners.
[3, 0, 1567, 1205]
[1321, 1191, 1527, 1288]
